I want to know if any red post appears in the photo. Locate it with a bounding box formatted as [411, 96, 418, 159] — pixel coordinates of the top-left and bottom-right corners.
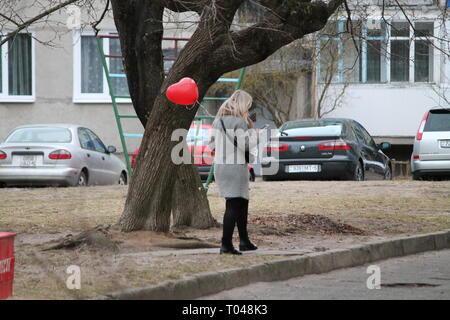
[0, 232, 16, 300]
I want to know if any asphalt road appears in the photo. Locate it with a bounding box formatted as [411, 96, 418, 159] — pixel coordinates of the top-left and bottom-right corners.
[201, 249, 450, 300]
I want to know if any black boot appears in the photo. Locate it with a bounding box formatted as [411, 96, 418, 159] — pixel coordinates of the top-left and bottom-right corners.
[220, 199, 242, 255]
[237, 198, 258, 251]
[220, 243, 242, 255]
[239, 242, 258, 251]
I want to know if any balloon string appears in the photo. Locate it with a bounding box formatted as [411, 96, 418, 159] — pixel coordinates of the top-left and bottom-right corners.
[184, 101, 197, 111]
[183, 101, 214, 118]
[196, 101, 214, 117]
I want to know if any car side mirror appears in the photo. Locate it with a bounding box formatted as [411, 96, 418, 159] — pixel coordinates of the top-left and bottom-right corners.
[107, 145, 117, 154]
[379, 142, 391, 150]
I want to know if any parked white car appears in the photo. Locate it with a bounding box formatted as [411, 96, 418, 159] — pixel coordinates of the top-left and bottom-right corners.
[411, 107, 450, 180]
[0, 124, 128, 187]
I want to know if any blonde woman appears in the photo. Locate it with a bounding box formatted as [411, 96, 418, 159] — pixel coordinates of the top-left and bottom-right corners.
[211, 90, 258, 255]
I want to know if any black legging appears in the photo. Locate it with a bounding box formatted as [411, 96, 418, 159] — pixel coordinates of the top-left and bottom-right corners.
[222, 197, 249, 247]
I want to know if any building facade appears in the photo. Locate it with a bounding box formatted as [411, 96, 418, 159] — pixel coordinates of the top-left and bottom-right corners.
[0, 1, 196, 156]
[2, 1, 449, 163]
[315, 0, 450, 159]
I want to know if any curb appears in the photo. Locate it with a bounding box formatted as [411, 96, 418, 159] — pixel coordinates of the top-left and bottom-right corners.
[103, 229, 450, 300]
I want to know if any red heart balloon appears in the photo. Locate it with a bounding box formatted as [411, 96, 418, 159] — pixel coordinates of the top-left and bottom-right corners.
[166, 77, 199, 105]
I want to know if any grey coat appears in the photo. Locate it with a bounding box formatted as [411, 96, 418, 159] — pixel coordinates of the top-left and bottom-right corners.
[210, 115, 252, 200]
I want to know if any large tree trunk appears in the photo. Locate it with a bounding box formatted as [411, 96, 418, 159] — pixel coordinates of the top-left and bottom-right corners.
[114, 0, 341, 232]
[118, 101, 178, 232]
[116, 2, 239, 232]
[118, 94, 211, 232]
[111, 0, 217, 231]
[172, 164, 218, 229]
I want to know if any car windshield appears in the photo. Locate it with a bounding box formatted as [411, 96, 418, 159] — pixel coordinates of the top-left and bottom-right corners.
[6, 127, 72, 143]
[280, 120, 343, 137]
[424, 109, 450, 132]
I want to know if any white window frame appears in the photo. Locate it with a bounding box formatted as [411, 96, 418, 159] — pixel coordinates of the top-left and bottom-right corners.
[318, 20, 437, 85]
[389, 21, 412, 83]
[73, 29, 131, 104]
[361, 20, 388, 83]
[412, 22, 437, 83]
[0, 32, 36, 103]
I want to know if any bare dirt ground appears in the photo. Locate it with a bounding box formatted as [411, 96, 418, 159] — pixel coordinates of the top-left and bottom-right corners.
[1, 179, 449, 299]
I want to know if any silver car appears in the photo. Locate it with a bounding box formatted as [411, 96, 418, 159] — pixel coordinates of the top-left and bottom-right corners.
[0, 124, 128, 187]
[411, 107, 450, 180]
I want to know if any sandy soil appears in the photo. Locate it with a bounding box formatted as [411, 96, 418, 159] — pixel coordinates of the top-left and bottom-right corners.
[1, 179, 449, 299]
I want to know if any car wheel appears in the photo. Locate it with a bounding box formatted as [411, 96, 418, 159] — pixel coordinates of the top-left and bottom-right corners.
[119, 172, 127, 185]
[78, 170, 88, 187]
[412, 172, 422, 181]
[384, 165, 392, 180]
[354, 161, 365, 181]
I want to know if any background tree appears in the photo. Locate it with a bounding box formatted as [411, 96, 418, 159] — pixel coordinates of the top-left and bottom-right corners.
[205, 41, 309, 128]
[206, 11, 355, 127]
[243, 41, 310, 127]
[112, 0, 346, 232]
[312, 29, 351, 119]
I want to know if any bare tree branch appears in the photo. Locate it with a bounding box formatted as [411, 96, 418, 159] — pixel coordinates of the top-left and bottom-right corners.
[0, 0, 80, 47]
[0, 12, 21, 27]
[91, 0, 110, 36]
[207, 1, 345, 79]
[162, 0, 208, 14]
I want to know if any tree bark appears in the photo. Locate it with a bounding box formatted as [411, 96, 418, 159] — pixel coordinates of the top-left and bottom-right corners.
[117, 1, 244, 232]
[118, 93, 214, 232]
[172, 164, 218, 229]
[110, 0, 165, 125]
[118, 98, 178, 232]
[111, 0, 217, 231]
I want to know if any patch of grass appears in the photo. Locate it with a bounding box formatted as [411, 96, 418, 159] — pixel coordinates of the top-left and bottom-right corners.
[0, 186, 125, 234]
[12, 245, 280, 300]
[354, 213, 450, 234]
[2, 182, 449, 235]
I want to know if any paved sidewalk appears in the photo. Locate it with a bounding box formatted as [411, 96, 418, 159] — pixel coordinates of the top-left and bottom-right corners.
[118, 248, 311, 258]
[201, 249, 450, 300]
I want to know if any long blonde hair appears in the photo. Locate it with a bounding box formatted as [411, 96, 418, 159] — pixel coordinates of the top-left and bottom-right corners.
[216, 90, 254, 127]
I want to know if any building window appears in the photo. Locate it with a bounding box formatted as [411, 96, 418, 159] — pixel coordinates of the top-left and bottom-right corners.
[0, 33, 35, 102]
[73, 31, 130, 103]
[390, 22, 410, 82]
[162, 38, 188, 73]
[80, 36, 103, 94]
[365, 21, 387, 83]
[414, 22, 434, 82]
[109, 37, 129, 96]
[318, 21, 434, 84]
[163, 48, 175, 73]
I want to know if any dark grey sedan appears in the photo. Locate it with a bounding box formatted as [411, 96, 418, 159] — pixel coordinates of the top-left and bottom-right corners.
[0, 124, 127, 187]
[261, 118, 392, 181]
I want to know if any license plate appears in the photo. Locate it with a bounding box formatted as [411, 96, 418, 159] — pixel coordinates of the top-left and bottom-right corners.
[440, 140, 450, 148]
[286, 164, 321, 173]
[20, 155, 37, 167]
